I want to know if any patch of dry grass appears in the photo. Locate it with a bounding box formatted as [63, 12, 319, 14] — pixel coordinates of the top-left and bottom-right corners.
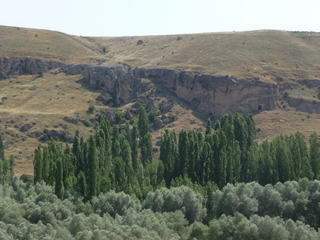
[254, 109, 320, 142]
[0, 25, 102, 62]
[0, 72, 102, 176]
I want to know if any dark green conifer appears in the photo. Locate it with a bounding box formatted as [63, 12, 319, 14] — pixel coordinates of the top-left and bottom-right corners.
[33, 144, 43, 184]
[87, 135, 98, 199]
[55, 157, 64, 198]
[309, 132, 320, 179]
[178, 129, 189, 177]
[205, 118, 212, 136]
[141, 133, 153, 167]
[138, 107, 149, 139]
[131, 123, 139, 170]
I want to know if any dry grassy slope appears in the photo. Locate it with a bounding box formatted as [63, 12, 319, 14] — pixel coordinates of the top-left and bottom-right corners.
[0, 25, 102, 62]
[1, 25, 320, 176]
[92, 30, 320, 82]
[0, 71, 102, 176]
[1, 25, 320, 81]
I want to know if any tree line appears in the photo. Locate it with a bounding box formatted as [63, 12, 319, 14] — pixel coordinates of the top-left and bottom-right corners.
[32, 108, 320, 202]
[1, 107, 320, 238]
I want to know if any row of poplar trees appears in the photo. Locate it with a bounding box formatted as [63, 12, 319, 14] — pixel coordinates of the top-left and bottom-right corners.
[34, 107, 157, 200]
[0, 134, 15, 185]
[160, 113, 317, 188]
[33, 107, 320, 200]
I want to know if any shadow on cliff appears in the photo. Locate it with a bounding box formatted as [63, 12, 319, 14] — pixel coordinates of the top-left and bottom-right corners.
[76, 78, 101, 93]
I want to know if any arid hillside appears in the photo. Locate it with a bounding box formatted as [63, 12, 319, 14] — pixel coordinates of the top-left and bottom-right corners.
[1, 26, 320, 82]
[1, 25, 320, 176]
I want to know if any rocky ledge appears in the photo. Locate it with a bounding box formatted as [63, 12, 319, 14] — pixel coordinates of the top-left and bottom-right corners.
[0, 57, 279, 116]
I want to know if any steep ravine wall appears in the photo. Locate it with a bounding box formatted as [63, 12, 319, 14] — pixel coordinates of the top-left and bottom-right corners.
[134, 68, 278, 116]
[0, 57, 279, 116]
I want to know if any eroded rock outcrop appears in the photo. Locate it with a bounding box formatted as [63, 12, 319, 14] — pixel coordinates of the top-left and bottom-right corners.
[0, 57, 279, 116]
[286, 97, 320, 114]
[135, 68, 278, 115]
[83, 65, 141, 104]
[0, 57, 63, 77]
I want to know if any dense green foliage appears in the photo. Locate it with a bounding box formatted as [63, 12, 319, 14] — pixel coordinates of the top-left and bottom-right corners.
[32, 110, 320, 201]
[0, 179, 320, 239]
[0, 108, 318, 238]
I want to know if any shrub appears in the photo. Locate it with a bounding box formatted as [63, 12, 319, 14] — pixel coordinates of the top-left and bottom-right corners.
[129, 119, 136, 125]
[38, 69, 44, 77]
[115, 110, 124, 124]
[142, 186, 206, 223]
[136, 98, 145, 105]
[148, 108, 158, 123]
[105, 97, 115, 105]
[88, 105, 96, 114]
[83, 120, 91, 127]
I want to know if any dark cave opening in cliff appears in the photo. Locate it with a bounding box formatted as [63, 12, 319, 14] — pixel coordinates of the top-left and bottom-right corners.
[258, 105, 262, 110]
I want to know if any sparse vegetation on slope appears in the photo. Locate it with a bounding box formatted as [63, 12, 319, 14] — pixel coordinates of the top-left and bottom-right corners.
[1, 26, 320, 82]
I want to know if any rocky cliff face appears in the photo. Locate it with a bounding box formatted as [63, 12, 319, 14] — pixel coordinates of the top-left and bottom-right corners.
[134, 68, 278, 115]
[285, 97, 320, 114]
[0, 57, 279, 116]
[0, 57, 63, 77]
[83, 65, 141, 104]
[0, 58, 140, 104]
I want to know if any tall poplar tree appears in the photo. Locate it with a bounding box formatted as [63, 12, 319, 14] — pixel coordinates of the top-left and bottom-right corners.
[55, 157, 64, 198]
[258, 140, 272, 185]
[141, 133, 153, 167]
[178, 129, 189, 177]
[205, 118, 212, 136]
[33, 144, 43, 184]
[309, 132, 320, 179]
[72, 130, 81, 175]
[87, 135, 98, 199]
[131, 123, 139, 170]
[138, 107, 149, 140]
[234, 113, 248, 181]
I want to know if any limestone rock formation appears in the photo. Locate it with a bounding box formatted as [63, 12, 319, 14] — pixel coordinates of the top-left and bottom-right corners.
[0, 57, 280, 116]
[83, 64, 141, 105]
[135, 68, 278, 116]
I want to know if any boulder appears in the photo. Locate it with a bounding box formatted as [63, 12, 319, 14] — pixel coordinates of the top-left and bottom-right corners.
[119, 125, 126, 135]
[163, 118, 170, 124]
[159, 100, 174, 113]
[168, 114, 178, 122]
[20, 174, 33, 183]
[153, 117, 164, 129]
[130, 103, 141, 114]
[137, 40, 144, 45]
[105, 110, 116, 124]
[125, 110, 133, 120]
[27, 131, 43, 138]
[145, 99, 155, 113]
[20, 124, 33, 132]
[42, 129, 74, 143]
[63, 116, 79, 124]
